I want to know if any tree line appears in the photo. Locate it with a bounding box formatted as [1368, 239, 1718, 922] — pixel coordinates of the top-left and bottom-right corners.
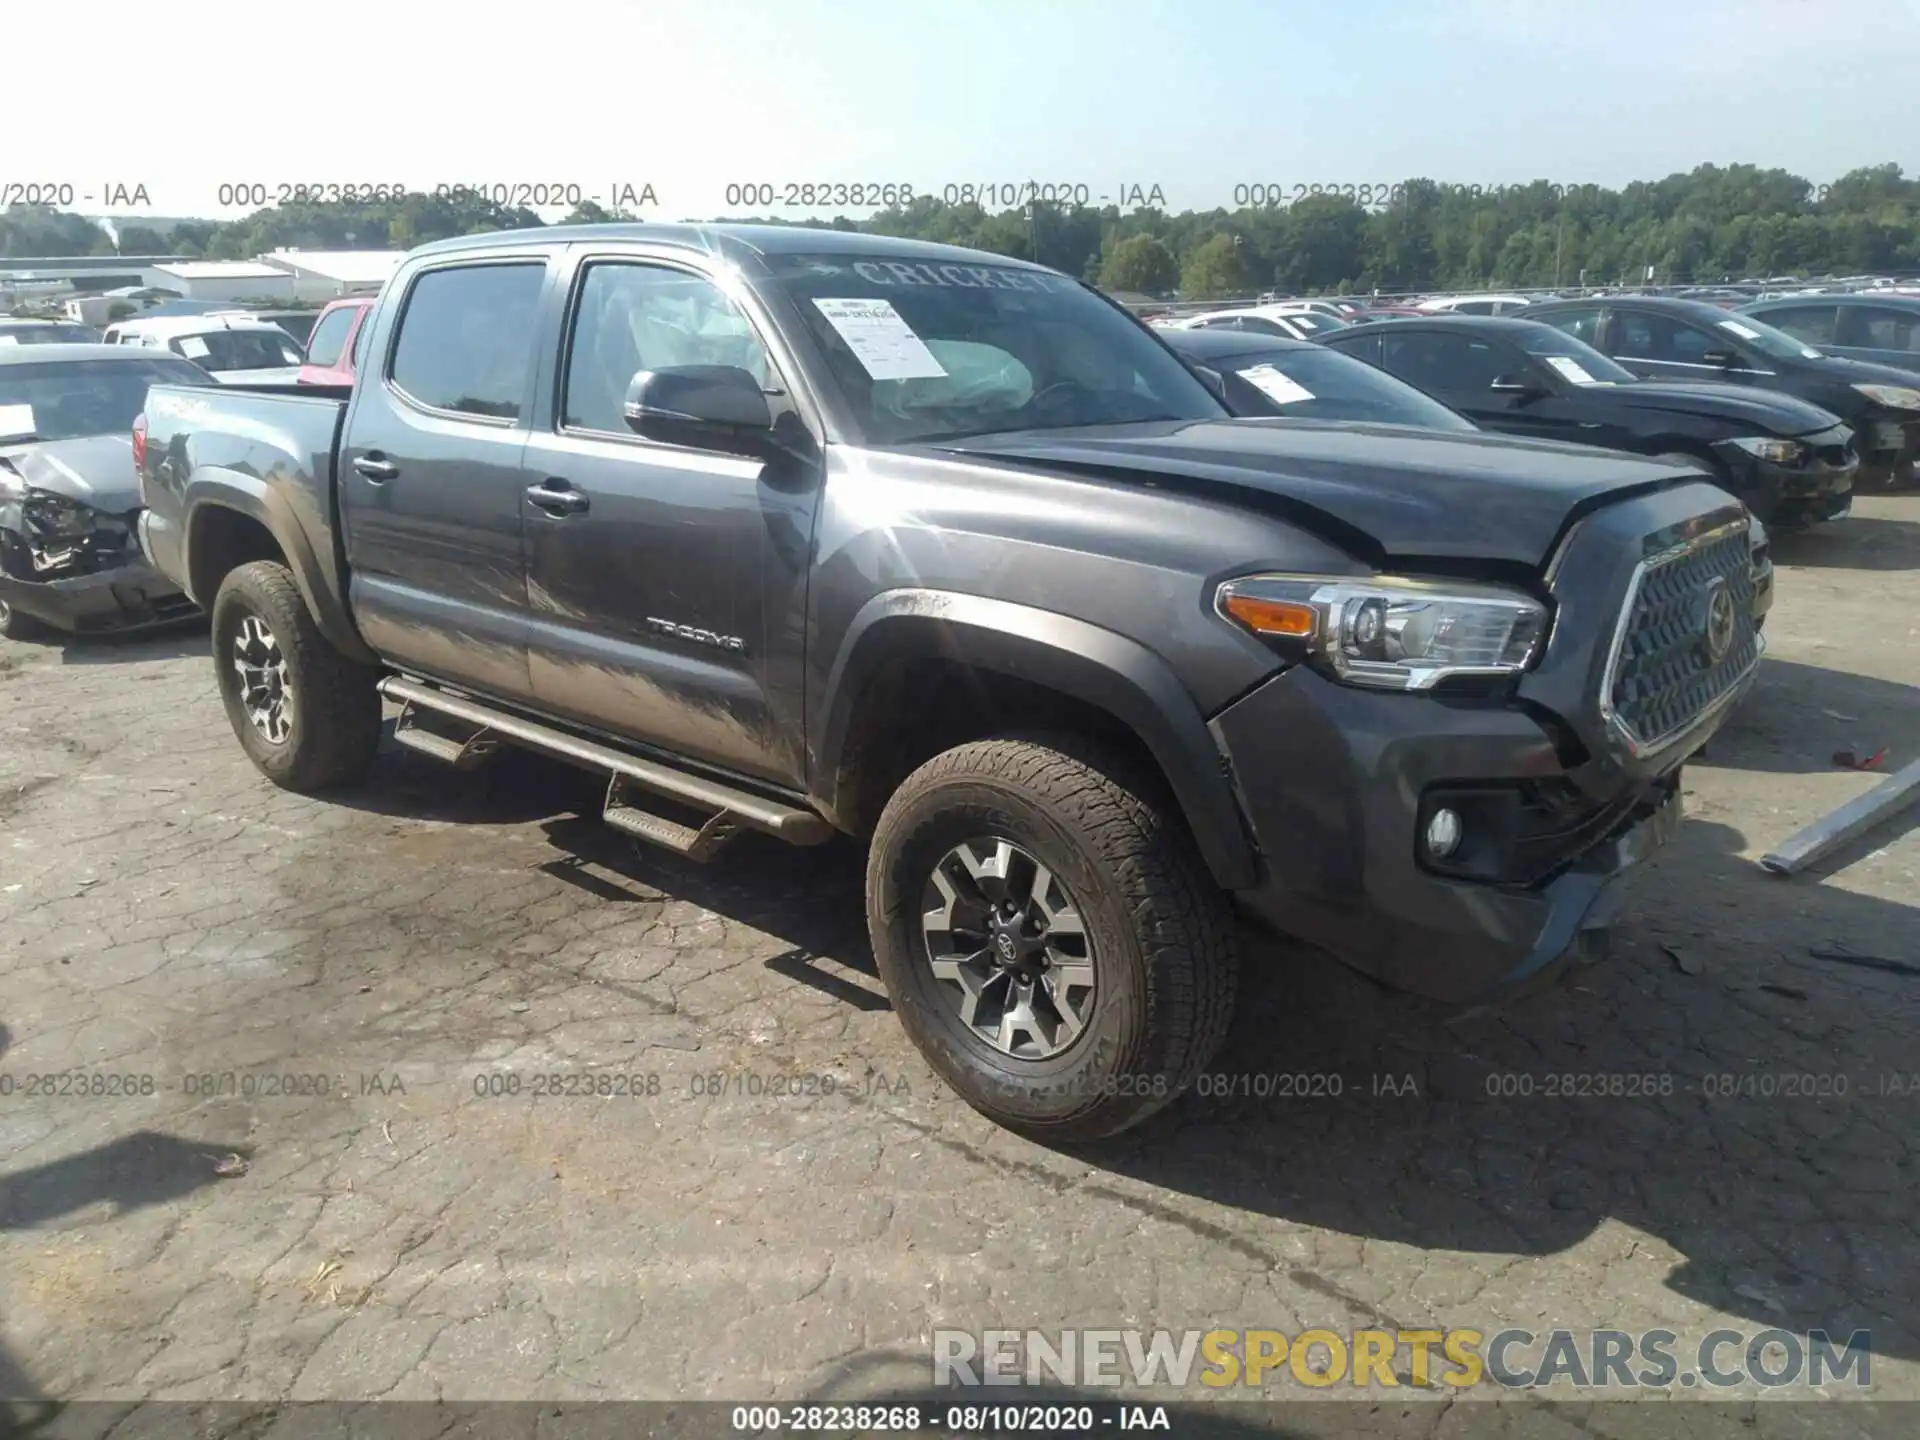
[6, 162, 1920, 300]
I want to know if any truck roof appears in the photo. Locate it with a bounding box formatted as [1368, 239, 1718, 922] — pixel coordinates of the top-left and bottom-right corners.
[407, 222, 1060, 275]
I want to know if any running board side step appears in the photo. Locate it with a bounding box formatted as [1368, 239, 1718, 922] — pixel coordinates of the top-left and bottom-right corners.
[391, 700, 503, 769]
[379, 676, 833, 857]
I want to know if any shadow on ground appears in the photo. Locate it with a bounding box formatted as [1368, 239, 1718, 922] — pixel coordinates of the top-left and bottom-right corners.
[0, 1133, 254, 1232]
[1703, 657, 1916, 776]
[51, 618, 209, 666]
[1770, 513, 1919, 572]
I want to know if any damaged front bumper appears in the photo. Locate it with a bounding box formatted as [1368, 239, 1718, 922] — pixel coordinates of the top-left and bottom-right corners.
[0, 501, 195, 635]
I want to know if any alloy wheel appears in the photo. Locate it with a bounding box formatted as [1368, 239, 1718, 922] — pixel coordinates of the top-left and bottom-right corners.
[920, 837, 1097, 1060]
[232, 614, 294, 744]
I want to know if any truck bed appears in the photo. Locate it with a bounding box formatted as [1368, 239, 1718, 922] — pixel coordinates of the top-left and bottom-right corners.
[137, 382, 359, 652]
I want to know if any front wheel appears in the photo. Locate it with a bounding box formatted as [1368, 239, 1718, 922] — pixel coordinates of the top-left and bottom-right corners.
[211, 560, 381, 792]
[866, 734, 1239, 1142]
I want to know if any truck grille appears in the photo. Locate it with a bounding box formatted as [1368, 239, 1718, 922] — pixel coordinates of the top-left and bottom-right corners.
[1604, 521, 1758, 755]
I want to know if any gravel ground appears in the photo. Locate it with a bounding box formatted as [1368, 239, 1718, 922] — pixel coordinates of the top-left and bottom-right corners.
[0, 496, 1915, 1421]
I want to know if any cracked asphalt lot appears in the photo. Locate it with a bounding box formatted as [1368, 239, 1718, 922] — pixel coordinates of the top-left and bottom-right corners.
[0, 497, 1916, 1411]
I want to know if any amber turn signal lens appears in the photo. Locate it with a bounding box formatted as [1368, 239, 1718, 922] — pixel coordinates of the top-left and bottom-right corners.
[1222, 593, 1317, 637]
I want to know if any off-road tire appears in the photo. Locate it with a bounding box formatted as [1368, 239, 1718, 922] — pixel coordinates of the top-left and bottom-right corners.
[211, 560, 380, 793]
[867, 733, 1239, 1142]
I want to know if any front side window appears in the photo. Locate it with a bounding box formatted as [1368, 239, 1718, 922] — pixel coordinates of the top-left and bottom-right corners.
[1613, 312, 1727, 364]
[1511, 327, 1636, 384]
[390, 262, 546, 420]
[304, 306, 356, 368]
[562, 262, 778, 435]
[1380, 331, 1511, 391]
[757, 253, 1224, 445]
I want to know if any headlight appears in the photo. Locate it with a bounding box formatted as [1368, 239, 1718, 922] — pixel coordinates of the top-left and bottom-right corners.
[1215, 574, 1549, 690]
[1851, 382, 1920, 411]
[1727, 435, 1804, 464]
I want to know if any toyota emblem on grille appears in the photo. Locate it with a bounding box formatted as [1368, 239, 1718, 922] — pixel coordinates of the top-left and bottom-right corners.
[1701, 577, 1736, 663]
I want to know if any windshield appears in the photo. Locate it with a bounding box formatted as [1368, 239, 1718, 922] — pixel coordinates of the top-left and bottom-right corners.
[0, 357, 212, 441]
[1714, 313, 1824, 361]
[1214, 345, 1478, 430]
[0, 324, 102, 346]
[1512, 328, 1638, 384]
[759, 254, 1226, 443]
[173, 329, 306, 372]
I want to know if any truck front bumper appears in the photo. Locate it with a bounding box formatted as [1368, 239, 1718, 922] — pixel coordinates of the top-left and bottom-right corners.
[1211, 665, 1690, 1005]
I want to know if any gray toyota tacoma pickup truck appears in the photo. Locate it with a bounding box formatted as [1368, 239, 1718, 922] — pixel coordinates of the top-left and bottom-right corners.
[135, 225, 1761, 1140]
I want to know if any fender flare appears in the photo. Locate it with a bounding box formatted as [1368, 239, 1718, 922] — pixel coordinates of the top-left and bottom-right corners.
[814, 589, 1259, 891]
[183, 471, 377, 664]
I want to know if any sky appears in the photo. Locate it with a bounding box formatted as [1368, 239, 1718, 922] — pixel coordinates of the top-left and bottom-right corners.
[13, 0, 1920, 223]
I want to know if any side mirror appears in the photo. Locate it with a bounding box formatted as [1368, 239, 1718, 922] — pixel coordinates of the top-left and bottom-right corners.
[623, 365, 773, 455]
[1188, 364, 1228, 403]
[1701, 348, 1740, 367]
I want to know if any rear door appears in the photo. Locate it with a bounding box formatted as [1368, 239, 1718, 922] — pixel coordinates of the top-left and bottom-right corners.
[517, 247, 823, 788]
[339, 251, 558, 702]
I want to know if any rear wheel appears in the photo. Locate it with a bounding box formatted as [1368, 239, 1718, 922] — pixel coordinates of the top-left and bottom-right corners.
[866, 734, 1239, 1142]
[211, 560, 380, 792]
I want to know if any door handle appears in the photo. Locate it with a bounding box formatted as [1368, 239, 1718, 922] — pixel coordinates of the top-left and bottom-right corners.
[526, 479, 590, 516]
[353, 454, 398, 482]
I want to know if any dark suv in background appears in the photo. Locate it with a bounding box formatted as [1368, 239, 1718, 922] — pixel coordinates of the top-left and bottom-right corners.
[1524, 295, 1920, 489]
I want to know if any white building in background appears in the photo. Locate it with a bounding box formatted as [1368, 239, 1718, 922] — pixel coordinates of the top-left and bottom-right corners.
[149, 260, 296, 302]
[262, 249, 404, 301]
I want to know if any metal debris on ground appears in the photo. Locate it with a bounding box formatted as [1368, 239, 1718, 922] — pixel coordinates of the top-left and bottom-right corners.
[1760, 756, 1920, 876]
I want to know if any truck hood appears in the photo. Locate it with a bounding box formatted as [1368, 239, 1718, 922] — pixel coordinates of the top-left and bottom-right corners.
[929, 419, 1699, 568]
[0, 434, 140, 512]
[1605, 380, 1843, 434]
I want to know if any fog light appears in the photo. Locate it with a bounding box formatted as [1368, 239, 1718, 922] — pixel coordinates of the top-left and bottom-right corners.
[1425, 807, 1463, 858]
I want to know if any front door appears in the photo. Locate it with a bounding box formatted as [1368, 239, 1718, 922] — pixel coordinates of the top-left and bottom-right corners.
[340, 255, 553, 702]
[519, 253, 820, 789]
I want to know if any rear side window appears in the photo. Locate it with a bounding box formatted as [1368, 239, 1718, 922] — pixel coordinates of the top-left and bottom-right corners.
[304, 306, 356, 368]
[389, 263, 545, 420]
[1764, 305, 1838, 346]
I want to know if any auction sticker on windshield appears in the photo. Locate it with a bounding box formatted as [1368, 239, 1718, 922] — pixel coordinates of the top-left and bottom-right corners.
[0, 336, 17, 347]
[178, 336, 211, 359]
[812, 298, 948, 380]
[0, 403, 35, 440]
[1544, 356, 1598, 385]
[1238, 363, 1314, 406]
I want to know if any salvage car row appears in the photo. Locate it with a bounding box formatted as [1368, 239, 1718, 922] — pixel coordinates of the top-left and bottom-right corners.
[1155, 295, 1920, 524]
[0, 296, 380, 638]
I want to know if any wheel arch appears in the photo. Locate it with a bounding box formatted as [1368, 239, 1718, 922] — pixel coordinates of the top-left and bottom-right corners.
[814, 589, 1260, 891]
[183, 473, 375, 664]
